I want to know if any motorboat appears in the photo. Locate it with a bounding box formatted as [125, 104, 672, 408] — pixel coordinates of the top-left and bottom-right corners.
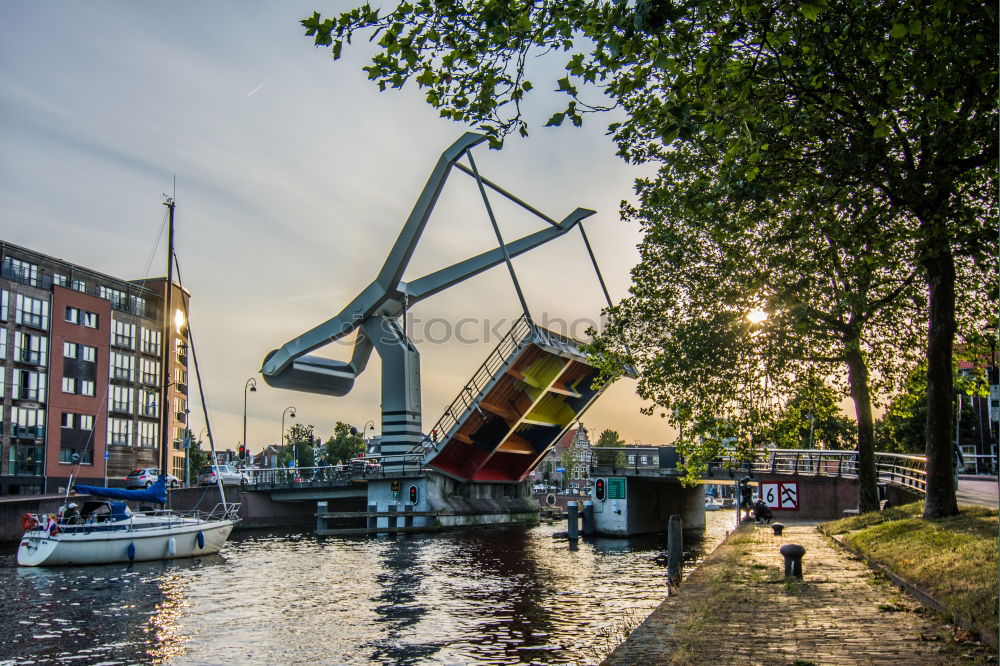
[704, 496, 724, 511]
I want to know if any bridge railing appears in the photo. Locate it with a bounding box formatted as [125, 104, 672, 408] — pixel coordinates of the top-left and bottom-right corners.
[424, 315, 533, 451]
[585, 447, 929, 494]
[243, 453, 427, 489]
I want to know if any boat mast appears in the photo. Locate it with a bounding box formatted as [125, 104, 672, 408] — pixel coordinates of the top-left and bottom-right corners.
[159, 198, 175, 485]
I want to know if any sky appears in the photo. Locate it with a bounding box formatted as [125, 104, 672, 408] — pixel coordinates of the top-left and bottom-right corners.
[1, 1, 677, 452]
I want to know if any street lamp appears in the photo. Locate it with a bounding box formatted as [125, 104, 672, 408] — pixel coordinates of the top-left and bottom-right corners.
[243, 378, 257, 463]
[281, 406, 296, 467]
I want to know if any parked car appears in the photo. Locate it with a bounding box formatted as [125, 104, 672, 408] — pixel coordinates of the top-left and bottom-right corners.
[197, 464, 248, 486]
[125, 468, 180, 489]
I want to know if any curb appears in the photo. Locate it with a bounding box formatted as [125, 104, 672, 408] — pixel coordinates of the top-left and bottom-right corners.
[818, 525, 997, 651]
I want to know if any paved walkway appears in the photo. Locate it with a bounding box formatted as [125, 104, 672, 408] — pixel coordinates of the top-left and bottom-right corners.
[605, 521, 993, 665]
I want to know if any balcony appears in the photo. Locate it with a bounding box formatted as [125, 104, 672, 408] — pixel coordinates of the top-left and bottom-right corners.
[112, 367, 133, 381]
[11, 425, 45, 440]
[110, 401, 132, 414]
[109, 435, 131, 446]
[140, 405, 159, 418]
[112, 334, 135, 349]
[141, 344, 161, 356]
[176, 352, 188, 367]
[16, 312, 45, 330]
[175, 411, 187, 423]
[175, 382, 188, 394]
[14, 387, 44, 402]
[17, 349, 42, 365]
[141, 372, 159, 386]
[9, 461, 43, 477]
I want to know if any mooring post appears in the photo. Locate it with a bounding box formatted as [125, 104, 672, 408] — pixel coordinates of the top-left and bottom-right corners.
[582, 501, 595, 536]
[367, 502, 377, 531]
[780, 543, 806, 578]
[667, 514, 683, 585]
[566, 501, 579, 539]
[317, 500, 327, 532]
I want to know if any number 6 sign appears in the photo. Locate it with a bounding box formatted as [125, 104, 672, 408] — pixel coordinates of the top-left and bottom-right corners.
[760, 481, 799, 510]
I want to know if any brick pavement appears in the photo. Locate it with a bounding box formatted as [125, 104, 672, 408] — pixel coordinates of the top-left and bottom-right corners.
[604, 521, 993, 665]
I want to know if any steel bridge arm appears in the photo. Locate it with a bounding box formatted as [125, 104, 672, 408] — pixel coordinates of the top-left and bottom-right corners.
[404, 207, 595, 304]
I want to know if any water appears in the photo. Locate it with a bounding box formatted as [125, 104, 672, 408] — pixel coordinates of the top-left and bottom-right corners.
[0, 513, 732, 665]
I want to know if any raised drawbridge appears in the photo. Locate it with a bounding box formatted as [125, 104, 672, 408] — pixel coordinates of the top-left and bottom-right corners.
[261, 133, 629, 485]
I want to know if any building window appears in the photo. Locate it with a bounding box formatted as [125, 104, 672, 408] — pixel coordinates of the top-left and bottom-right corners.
[0, 289, 8, 320]
[14, 294, 49, 329]
[11, 405, 45, 438]
[81, 345, 96, 363]
[174, 397, 187, 421]
[140, 327, 162, 355]
[61, 412, 74, 428]
[110, 351, 135, 382]
[80, 380, 95, 396]
[0, 328, 6, 360]
[14, 331, 47, 366]
[71, 279, 87, 293]
[60, 448, 93, 464]
[64, 341, 78, 359]
[100, 286, 127, 310]
[3, 257, 39, 287]
[65, 306, 79, 324]
[140, 390, 159, 417]
[82, 311, 98, 328]
[111, 318, 135, 348]
[140, 357, 160, 385]
[175, 367, 188, 389]
[79, 414, 94, 430]
[62, 377, 77, 394]
[0, 367, 5, 398]
[13, 369, 46, 402]
[131, 295, 148, 318]
[107, 417, 132, 447]
[175, 338, 188, 365]
[52, 273, 67, 287]
[137, 421, 158, 448]
[109, 385, 134, 414]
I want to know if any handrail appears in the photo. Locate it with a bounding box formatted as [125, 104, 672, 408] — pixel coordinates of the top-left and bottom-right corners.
[586, 447, 932, 494]
[423, 315, 534, 452]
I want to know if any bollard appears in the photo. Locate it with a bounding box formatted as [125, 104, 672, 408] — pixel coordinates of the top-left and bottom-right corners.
[779, 543, 806, 578]
[667, 515, 683, 586]
[582, 501, 595, 536]
[317, 501, 328, 532]
[772, 522, 784, 537]
[567, 502, 579, 539]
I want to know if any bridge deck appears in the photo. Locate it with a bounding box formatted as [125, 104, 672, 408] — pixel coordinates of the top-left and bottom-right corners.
[422, 315, 621, 483]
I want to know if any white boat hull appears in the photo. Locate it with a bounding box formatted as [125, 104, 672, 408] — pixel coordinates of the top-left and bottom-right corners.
[17, 516, 234, 567]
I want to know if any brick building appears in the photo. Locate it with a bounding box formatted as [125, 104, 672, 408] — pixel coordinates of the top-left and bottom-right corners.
[0, 241, 189, 495]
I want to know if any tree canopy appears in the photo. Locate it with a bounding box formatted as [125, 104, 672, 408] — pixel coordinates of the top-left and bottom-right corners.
[305, 0, 998, 516]
[325, 421, 366, 464]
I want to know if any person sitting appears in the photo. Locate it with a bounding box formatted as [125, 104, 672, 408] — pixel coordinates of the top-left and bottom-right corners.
[63, 503, 82, 525]
[753, 499, 773, 524]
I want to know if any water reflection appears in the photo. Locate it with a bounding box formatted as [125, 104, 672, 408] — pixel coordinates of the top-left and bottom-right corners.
[0, 515, 729, 665]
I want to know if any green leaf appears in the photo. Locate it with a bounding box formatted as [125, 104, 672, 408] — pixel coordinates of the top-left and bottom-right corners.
[889, 23, 907, 39]
[545, 111, 566, 127]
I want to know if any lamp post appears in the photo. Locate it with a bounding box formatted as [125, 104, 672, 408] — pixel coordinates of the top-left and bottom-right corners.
[243, 378, 257, 464]
[281, 406, 296, 468]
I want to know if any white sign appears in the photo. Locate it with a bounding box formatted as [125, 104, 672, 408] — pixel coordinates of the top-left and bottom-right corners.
[760, 481, 799, 510]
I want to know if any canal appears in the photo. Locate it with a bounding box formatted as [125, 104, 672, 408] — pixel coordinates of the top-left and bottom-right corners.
[0, 513, 732, 664]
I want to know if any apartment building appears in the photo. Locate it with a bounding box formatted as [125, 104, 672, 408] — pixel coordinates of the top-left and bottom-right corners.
[0, 241, 190, 495]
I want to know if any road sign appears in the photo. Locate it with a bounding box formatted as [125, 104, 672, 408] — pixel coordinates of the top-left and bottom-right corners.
[391, 480, 401, 493]
[760, 481, 799, 510]
[104, 450, 109, 460]
[607, 477, 626, 500]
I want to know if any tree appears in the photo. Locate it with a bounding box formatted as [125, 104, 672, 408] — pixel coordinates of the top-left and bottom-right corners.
[765, 373, 857, 451]
[284, 423, 316, 468]
[186, 431, 211, 479]
[305, 0, 998, 517]
[594, 428, 626, 468]
[325, 421, 365, 464]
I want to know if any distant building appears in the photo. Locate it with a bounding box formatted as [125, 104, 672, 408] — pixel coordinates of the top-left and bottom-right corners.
[0, 241, 190, 494]
[530, 425, 591, 487]
[957, 355, 999, 473]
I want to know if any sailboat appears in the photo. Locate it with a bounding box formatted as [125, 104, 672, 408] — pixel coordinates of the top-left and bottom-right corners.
[17, 198, 239, 566]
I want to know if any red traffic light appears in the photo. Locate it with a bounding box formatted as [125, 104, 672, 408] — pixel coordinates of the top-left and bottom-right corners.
[595, 478, 606, 501]
[408, 485, 418, 504]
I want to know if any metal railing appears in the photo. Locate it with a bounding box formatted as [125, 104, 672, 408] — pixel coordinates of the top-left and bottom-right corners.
[585, 448, 932, 494]
[425, 315, 533, 449]
[244, 454, 426, 489]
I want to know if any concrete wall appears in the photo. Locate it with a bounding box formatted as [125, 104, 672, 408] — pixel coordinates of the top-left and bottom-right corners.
[592, 477, 705, 537]
[749, 474, 858, 520]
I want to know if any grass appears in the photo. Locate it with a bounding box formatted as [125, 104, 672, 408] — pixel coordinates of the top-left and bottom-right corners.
[822, 501, 999, 647]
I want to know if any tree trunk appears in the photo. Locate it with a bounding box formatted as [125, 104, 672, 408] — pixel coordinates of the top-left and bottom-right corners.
[922, 250, 959, 517]
[844, 344, 879, 513]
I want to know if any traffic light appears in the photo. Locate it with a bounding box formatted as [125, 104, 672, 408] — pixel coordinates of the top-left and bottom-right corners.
[595, 478, 606, 501]
[408, 485, 418, 504]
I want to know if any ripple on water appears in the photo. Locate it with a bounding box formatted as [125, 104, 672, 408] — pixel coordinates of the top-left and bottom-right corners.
[0, 513, 730, 664]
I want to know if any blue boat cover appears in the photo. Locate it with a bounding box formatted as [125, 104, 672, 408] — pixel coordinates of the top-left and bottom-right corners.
[75, 475, 167, 504]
